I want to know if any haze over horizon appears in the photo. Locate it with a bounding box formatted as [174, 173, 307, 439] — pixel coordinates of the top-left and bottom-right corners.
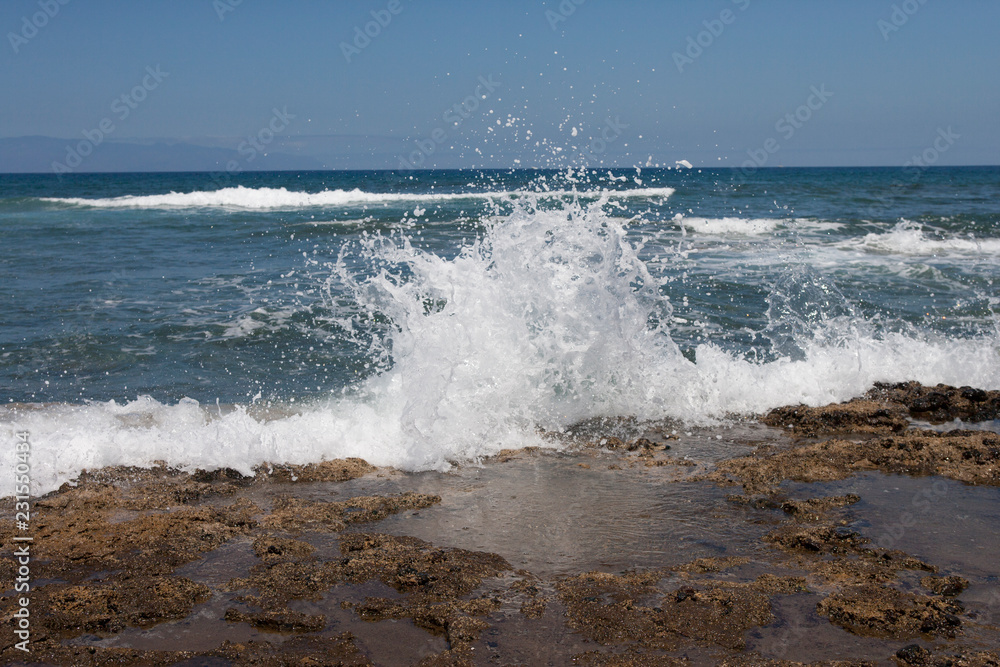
[2, 0, 997, 173]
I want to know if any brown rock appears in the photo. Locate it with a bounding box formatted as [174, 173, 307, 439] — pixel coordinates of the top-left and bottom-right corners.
[869, 382, 1000, 423]
[762, 400, 908, 436]
[817, 583, 963, 639]
[262, 492, 441, 533]
[42, 575, 210, 636]
[921, 574, 969, 597]
[224, 607, 326, 633]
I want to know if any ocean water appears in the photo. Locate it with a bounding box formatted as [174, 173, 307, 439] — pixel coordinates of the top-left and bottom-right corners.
[1, 167, 998, 496]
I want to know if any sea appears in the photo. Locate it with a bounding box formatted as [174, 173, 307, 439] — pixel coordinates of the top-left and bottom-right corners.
[2, 166, 998, 496]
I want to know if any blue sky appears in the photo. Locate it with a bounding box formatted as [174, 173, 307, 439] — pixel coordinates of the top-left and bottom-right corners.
[1, 0, 998, 170]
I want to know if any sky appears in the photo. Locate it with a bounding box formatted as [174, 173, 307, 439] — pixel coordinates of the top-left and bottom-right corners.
[1, 0, 998, 171]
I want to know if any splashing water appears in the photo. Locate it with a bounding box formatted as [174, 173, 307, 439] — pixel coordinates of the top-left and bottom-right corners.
[326, 194, 682, 465]
[3, 180, 1000, 496]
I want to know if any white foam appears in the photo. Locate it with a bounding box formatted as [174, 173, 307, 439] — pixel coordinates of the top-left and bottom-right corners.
[791, 219, 844, 232]
[43, 186, 677, 210]
[676, 214, 782, 236]
[845, 221, 1000, 256]
[4, 197, 998, 497]
[4, 328, 996, 498]
[221, 314, 268, 339]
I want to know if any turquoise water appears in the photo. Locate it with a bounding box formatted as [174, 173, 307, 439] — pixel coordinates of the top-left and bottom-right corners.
[1, 167, 998, 494]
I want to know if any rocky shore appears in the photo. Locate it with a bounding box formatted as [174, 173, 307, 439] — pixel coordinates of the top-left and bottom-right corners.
[2, 382, 1000, 666]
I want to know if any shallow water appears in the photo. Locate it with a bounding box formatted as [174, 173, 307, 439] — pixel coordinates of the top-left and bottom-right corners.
[341, 454, 766, 578]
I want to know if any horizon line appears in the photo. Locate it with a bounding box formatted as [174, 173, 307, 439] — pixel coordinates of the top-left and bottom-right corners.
[2, 164, 999, 176]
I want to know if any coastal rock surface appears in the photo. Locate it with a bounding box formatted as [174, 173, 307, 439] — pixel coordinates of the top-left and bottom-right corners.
[1, 383, 998, 665]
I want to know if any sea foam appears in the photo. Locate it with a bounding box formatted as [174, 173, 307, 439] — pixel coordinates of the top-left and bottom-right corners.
[845, 220, 1000, 256]
[675, 214, 784, 236]
[43, 185, 677, 210]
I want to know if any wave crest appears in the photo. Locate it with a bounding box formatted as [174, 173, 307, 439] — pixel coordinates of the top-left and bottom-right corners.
[43, 185, 677, 210]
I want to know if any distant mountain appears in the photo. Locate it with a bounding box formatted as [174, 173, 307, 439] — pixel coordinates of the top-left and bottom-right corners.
[0, 136, 328, 174]
[0, 133, 663, 172]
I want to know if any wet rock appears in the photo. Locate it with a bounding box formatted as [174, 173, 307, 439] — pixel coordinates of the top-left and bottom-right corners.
[762, 400, 909, 436]
[336, 533, 510, 599]
[209, 634, 372, 665]
[672, 556, 751, 574]
[416, 647, 477, 667]
[260, 457, 376, 483]
[566, 415, 642, 441]
[263, 492, 441, 533]
[709, 430, 1000, 495]
[556, 571, 684, 651]
[763, 383, 1000, 436]
[510, 575, 549, 618]
[817, 583, 963, 639]
[252, 535, 317, 563]
[556, 569, 796, 652]
[600, 436, 629, 450]
[337, 535, 508, 659]
[226, 559, 340, 606]
[352, 596, 498, 636]
[721, 655, 878, 666]
[921, 574, 969, 597]
[780, 495, 861, 522]
[572, 649, 688, 666]
[51, 465, 245, 510]
[224, 607, 326, 633]
[763, 524, 869, 555]
[598, 436, 671, 452]
[727, 494, 784, 510]
[0, 640, 195, 667]
[490, 446, 541, 462]
[191, 466, 252, 484]
[41, 575, 210, 636]
[868, 382, 1000, 423]
[895, 645, 934, 666]
[630, 437, 669, 452]
[742, 573, 810, 595]
[28, 494, 259, 579]
[230, 531, 509, 613]
[893, 645, 1000, 666]
[763, 523, 936, 588]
